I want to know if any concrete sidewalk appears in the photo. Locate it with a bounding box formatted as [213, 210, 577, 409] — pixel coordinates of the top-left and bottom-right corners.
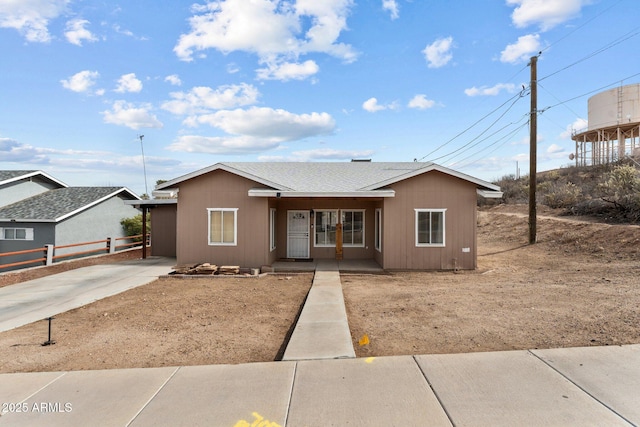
[1, 345, 639, 426]
[0, 257, 175, 333]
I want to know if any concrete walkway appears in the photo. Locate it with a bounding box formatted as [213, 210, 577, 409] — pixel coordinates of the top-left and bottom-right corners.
[1, 345, 639, 426]
[0, 257, 175, 333]
[282, 260, 355, 360]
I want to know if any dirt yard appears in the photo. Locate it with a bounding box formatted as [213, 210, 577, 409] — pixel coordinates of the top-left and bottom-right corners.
[1, 205, 639, 373]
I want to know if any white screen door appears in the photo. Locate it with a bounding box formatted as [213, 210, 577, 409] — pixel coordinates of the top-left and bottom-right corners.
[287, 210, 310, 258]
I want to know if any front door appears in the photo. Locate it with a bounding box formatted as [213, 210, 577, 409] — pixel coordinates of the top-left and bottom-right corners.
[287, 210, 309, 258]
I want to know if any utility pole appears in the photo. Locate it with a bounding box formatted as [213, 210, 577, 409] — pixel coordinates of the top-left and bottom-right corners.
[529, 55, 538, 244]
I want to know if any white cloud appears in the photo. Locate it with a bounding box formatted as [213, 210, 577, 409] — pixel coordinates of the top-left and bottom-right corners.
[382, 0, 399, 19]
[0, 137, 46, 162]
[408, 94, 436, 110]
[560, 117, 588, 139]
[464, 83, 516, 97]
[500, 34, 540, 63]
[173, 0, 357, 80]
[256, 59, 319, 81]
[507, 0, 585, 31]
[0, 0, 69, 42]
[422, 36, 454, 68]
[161, 84, 260, 115]
[547, 143, 564, 154]
[60, 70, 101, 94]
[167, 135, 281, 154]
[164, 74, 182, 86]
[64, 18, 97, 46]
[362, 97, 398, 112]
[188, 107, 335, 142]
[102, 100, 163, 130]
[112, 24, 133, 37]
[115, 73, 143, 93]
[543, 143, 572, 161]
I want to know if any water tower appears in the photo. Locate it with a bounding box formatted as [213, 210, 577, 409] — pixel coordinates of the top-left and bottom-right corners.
[572, 83, 640, 166]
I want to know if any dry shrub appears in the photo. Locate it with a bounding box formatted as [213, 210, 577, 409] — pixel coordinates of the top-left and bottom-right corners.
[542, 182, 582, 209]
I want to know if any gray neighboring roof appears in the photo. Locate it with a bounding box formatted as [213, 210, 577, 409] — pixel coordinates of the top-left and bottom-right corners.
[0, 170, 68, 188]
[0, 187, 140, 222]
[156, 162, 501, 194]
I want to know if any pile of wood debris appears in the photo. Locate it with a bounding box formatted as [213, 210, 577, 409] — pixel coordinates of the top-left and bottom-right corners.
[171, 263, 242, 275]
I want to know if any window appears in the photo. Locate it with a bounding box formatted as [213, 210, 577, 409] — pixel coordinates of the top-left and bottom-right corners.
[269, 208, 277, 251]
[342, 210, 365, 247]
[314, 210, 338, 246]
[1, 227, 34, 240]
[374, 208, 382, 252]
[415, 209, 446, 247]
[207, 208, 238, 245]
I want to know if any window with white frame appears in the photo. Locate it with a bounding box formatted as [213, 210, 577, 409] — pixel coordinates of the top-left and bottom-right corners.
[269, 208, 277, 251]
[314, 210, 338, 246]
[207, 208, 238, 245]
[1, 227, 34, 240]
[342, 210, 365, 247]
[415, 209, 446, 247]
[374, 208, 382, 252]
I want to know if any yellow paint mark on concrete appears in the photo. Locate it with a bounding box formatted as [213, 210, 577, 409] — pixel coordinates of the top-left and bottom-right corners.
[233, 411, 281, 427]
[358, 334, 370, 346]
[365, 357, 376, 364]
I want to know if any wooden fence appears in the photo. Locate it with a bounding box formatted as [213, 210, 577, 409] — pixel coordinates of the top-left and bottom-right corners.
[0, 235, 149, 271]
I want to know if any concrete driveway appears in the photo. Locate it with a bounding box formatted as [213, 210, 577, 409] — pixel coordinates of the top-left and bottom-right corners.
[0, 257, 175, 333]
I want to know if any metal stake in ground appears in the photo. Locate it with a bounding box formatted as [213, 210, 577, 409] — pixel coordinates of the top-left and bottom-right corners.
[42, 317, 56, 346]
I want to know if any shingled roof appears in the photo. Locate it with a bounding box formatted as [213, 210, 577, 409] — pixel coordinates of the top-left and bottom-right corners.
[0, 187, 139, 222]
[156, 162, 501, 196]
[0, 170, 67, 188]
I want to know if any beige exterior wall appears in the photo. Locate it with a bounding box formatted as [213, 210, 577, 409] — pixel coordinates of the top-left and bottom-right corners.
[172, 168, 479, 270]
[175, 170, 270, 267]
[150, 205, 176, 257]
[382, 171, 477, 270]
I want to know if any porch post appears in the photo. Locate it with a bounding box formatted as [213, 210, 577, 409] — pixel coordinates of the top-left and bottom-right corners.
[142, 206, 147, 259]
[335, 223, 343, 260]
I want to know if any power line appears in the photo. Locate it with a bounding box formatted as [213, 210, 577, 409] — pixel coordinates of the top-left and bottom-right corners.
[538, 82, 583, 119]
[540, 0, 624, 54]
[432, 96, 522, 166]
[416, 88, 527, 162]
[539, 26, 640, 82]
[542, 71, 640, 111]
[450, 121, 529, 169]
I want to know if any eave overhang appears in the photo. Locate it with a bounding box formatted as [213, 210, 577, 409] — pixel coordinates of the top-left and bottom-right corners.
[477, 189, 504, 199]
[125, 199, 178, 208]
[248, 189, 396, 198]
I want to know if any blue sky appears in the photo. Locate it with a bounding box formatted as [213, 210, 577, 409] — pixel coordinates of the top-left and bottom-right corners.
[1, 0, 639, 196]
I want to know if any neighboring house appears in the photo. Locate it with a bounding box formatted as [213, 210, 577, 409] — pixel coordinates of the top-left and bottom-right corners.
[0, 170, 67, 208]
[0, 187, 140, 270]
[147, 161, 502, 270]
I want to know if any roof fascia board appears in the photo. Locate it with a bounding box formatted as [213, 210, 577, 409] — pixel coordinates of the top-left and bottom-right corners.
[0, 218, 56, 223]
[248, 189, 395, 198]
[125, 199, 178, 207]
[55, 188, 140, 222]
[156, 163, 291, 191]
[360, 163, 501, 192]
[477, 189, 504, 198]
[0, 170, 68, 188]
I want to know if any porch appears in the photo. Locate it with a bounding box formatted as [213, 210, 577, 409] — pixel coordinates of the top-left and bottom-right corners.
[271, 258, 383, 273]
